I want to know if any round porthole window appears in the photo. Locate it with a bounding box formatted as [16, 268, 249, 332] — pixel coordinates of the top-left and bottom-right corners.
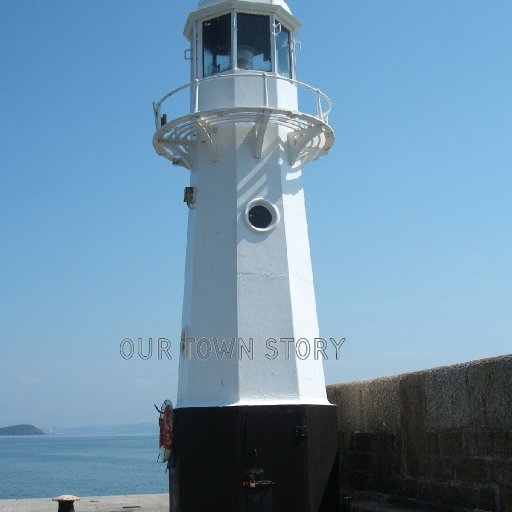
[248, 205, 272, 229]
[245, 199, 279, 232]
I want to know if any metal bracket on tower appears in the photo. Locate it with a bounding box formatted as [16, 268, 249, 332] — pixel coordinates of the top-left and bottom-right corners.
[287, 124, 324, 166]
[252, 110, 271, 159]
[156, 139, 194, 170]
[194, 117, 219, 163]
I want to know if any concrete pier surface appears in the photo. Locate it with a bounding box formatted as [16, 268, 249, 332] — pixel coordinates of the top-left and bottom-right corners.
[0, 492, 477, 512]
[0, 494, 168, 512]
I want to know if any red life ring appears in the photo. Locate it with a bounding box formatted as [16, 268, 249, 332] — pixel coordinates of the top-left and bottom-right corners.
[158, 400, 174, 461]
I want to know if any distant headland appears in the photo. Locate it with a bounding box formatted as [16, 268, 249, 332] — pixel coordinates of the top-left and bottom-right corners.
[0, 424, 45, 435]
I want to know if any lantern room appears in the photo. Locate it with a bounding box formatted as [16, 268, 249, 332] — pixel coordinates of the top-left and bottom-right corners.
[184, 0, 301, 80]
[154, 0, 334, 170]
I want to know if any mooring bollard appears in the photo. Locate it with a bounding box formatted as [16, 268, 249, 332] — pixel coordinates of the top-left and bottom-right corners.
[52, 495, 80, 512]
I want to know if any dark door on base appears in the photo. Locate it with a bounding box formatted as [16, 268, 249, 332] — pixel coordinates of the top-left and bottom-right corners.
[241, 408, 307, 512]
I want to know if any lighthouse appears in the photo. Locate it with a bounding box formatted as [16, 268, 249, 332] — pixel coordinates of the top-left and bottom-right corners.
[153, 0, 338, 510]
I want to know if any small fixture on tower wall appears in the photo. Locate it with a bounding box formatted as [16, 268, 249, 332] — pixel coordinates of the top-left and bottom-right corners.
[183, 187, 195, 208]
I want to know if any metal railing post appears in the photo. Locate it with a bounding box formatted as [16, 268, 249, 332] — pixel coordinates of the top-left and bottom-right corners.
[153, 102, 160, 129]
[263, 73, 269, 108]
[194, 79, 199, 113]
[315, 89, 323, 120]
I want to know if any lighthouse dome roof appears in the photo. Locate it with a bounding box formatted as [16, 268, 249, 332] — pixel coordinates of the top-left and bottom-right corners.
[198, 0, 291, 14]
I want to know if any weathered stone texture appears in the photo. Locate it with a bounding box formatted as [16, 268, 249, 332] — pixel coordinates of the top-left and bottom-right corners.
[327, 355, 512, 511]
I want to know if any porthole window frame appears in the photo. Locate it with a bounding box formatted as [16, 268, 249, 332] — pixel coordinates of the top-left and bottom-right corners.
[244, 198, 280, 233]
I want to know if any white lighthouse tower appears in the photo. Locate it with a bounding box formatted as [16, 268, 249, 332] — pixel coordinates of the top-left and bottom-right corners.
[153, 0, 338, 510]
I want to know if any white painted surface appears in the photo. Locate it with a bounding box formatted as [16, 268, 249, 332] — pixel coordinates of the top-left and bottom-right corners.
[197, 73, 298, 113]
[166, 0, 333, 408]
[177, 123, 329, 407]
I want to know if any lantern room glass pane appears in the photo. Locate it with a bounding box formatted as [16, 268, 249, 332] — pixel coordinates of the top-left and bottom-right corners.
[236, 13, 272, 72]
[203, 14, 231, 77]
[276, 26, 291, 78]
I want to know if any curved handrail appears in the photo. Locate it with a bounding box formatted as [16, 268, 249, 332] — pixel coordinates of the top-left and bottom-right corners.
[153, 72, 333, 130]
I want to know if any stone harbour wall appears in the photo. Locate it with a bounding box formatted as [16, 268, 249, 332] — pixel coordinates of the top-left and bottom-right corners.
[326, 355, 512, 511]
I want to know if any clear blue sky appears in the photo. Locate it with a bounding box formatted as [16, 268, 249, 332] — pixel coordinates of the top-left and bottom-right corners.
[1, 0, 510, 428]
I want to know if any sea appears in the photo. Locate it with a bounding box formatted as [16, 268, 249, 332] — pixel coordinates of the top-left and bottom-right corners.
[0, 433, 168, 500]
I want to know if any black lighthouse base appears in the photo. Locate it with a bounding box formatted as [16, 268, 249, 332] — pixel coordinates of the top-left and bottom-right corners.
[170, 404, 339, 512]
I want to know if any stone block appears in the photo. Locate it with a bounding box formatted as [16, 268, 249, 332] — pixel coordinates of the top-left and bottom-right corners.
[349, 469, 373, 490]
[367, 376, 402, 431]
[418, 479, 478, 509]
[463, 430, 485, 456]
[402, 439, 427, 478]
[340, 432, 352, 451]
[477, 485, 497, 511]
[424, 454, 455, 480]
[481, 430, 512, 457]
[338, 433, 352, 482]
[328, 382, 371, 432]
[328, 374, 403, 433]
[350, 451, 374, 472]
[352, 432, 374, 453]
[499, 487, 512, 512]
[454, 456, 489, 483]
[399, 372, 426, 433]
[371, 432, 395, 455]
[424, 363, 472, 430]
[438, 430, 463, 455]
[426, 432, 440, 454]
[489, 459, 512, 487]
[399, 373, 428, 477]
[466, 356, 512, 429]
[396, 477, 419, 499]
[371, 470, 397, 494]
